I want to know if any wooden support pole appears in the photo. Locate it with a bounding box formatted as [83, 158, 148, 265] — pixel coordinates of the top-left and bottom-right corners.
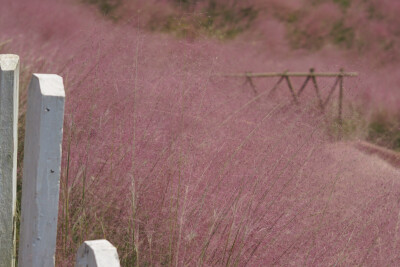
[338, 75, 344, 126]
[0, 54, 19, 267]
[266, 76, 284, 98]
[323, 76, 340, 107]
[284, 76, 299, 104]
[18, 74, 65, 267]
[245, 76, 257, 94]
[310, 69, 325, 111]
[75, 240, 121, 267]
[296, 76, 310, 97]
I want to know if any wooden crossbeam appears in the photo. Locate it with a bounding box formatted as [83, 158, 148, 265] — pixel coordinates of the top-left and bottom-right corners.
[219, 71, 358, 77]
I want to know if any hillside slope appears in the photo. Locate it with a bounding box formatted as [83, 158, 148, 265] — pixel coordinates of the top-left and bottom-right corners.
[0, 0, 399, 265]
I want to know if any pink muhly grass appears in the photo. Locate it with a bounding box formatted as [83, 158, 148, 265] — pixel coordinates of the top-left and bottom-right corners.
[1, 0, 400, 266]
[300, 3, 342, 39]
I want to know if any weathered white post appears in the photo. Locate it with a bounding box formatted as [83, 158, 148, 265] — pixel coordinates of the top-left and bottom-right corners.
[18, 74, 65, 267]
[0, 54, 19, 267]
[75, 240, 121, 267]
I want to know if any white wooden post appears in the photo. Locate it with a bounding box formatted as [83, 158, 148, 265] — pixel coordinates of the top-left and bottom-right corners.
[75, 240, 121, 267]
[0, 54, 19, 267]
[18, 74, 65, 267]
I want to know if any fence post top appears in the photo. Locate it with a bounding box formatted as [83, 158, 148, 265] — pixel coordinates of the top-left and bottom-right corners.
[31, 73, 65, 97]
[83, 239, 114, 247]
[0, 54, 19, 71]
[76, 239, 121, 267]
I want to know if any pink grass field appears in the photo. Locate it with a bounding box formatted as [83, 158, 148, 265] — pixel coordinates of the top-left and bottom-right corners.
[1, 0, 400, 266]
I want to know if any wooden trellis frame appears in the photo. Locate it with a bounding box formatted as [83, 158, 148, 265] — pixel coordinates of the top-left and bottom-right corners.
[222, 68, 358, 124]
